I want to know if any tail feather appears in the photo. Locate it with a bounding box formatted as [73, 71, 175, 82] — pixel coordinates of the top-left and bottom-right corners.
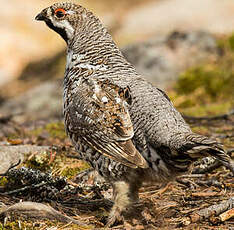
[183, 133, 234, 175]
[206, 148, 234, 175]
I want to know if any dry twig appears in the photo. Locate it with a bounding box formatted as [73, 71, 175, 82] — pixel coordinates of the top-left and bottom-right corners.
[190, 197, 234, 223]
[219, 208, 234, 222]
[183, 110, 234, 124]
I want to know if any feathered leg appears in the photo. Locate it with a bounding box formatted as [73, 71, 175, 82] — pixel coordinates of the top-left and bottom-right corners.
[106, 180, 141, 227]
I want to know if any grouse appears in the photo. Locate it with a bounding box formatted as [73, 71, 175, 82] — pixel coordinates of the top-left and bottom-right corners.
[35, 2, 234, 226]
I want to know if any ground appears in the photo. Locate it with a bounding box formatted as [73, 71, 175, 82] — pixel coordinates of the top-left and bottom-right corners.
[0, 27, 234, 230]
[0, 100, 233, 229]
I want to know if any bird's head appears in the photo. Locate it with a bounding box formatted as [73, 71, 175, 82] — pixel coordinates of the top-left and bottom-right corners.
[35, 2, 93, 43]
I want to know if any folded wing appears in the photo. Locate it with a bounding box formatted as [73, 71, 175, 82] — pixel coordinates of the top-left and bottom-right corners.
[65, 78, 148, 169]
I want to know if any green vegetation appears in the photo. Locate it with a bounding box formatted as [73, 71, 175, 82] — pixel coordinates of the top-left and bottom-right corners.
[0, 220, 90, 230]
[0, 177, 8, 186]
[60, 163, 90, 179]
[176, 66, 234, 101]
[45, 122, 67, 139]
[170, 34, 234, 116]
[30, 121, 66, 140]
[26, 151, 51, 171]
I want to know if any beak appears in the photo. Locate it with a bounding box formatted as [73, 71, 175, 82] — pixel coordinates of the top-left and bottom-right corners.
[35, 12, 47, 21]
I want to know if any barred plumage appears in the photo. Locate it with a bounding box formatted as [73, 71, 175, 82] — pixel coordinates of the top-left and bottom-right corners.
[36, 2, 234, 226]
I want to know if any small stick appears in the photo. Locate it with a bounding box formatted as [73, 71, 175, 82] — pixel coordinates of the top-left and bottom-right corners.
[1, 181, 47, 195]
[191, 192, 220, 197]
[177, 174, 205, 178]
[219, 208, 234, 222]
[190, 197, 234, 223]
[183, 110, 234, 123]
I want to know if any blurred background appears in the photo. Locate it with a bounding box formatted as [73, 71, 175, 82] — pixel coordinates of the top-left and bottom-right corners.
[1, 0, 234, 122]
[1, 2, 234, 228]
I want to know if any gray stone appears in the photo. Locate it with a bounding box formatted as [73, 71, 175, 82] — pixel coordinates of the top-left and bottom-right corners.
[122, 31, 218, 88]
[0, 80, 63, 122]
[0, 145, 50, 174]
[0, 31, 219, 122]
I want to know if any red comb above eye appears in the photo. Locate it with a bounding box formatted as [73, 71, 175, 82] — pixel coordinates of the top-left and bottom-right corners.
[55, 8, 66, 14]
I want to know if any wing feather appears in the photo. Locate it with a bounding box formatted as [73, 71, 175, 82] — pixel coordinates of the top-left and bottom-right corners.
[65, 78, 148, 169]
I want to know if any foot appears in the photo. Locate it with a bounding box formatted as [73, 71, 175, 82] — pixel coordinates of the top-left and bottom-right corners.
[106, 207, 124, 227]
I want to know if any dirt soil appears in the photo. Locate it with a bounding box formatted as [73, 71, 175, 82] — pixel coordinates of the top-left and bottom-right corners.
[0, 112, 233, 229]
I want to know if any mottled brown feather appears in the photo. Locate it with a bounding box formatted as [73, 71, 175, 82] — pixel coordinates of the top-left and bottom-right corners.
[66, 78, 148, 168]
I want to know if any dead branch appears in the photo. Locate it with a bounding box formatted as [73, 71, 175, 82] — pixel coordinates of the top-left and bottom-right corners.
[195, 179, 223, 189]
[190, 197, 234, 223]
[59, 198, 113, 212]
[183, 109, 234, 124]
[1, 181, 47, 195]
[191, 192, 220, 197]
[0, 201, 89, 226]
[177, 174, 205, 178]
[176, 178, 198, 189]
[219, 208, 234, 222]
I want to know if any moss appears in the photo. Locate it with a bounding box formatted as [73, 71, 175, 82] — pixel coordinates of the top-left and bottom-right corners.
[45, 122, 66, 139]
[178, 101, 232, 117]
[175, 66, 234, 102]
[191, 126, 210, 135]
[25, 151, 50, 171]
[29, 127, 43, 137]
[0, 221, 29, 230]
[5, 133, 21, 140]
[217, 33, 234, 52]
[171, 33, 234, 116]
[29, 122, 66, 141]
[0, 177, 8, 186]
[228, 34, 234, 51]
[60, 166, 86, 179]
[57, 154, 90, 179]
[0, 220, 91, 230]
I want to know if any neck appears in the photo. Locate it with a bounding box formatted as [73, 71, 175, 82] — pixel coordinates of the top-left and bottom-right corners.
[64, 15, 136, 83]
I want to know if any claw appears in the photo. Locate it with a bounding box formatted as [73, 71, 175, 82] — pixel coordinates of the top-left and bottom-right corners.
[106, 207, 124, 227]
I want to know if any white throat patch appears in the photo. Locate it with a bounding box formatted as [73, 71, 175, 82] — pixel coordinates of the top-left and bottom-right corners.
[49, 16, 74, 39]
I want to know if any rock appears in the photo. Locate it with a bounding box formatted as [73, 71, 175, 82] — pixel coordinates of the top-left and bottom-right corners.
[122, 30, 218, 88]
[0, 201, 86, 225]
[0, 80, 63, 122]
[0, 145, 50, 174]
[0, 31, 219, 121]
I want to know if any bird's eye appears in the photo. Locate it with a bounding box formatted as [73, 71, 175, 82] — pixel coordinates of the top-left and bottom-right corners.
[55, 8, 66, 19]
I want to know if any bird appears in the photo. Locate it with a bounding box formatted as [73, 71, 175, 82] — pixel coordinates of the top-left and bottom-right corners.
[35, 2, 234, 226]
